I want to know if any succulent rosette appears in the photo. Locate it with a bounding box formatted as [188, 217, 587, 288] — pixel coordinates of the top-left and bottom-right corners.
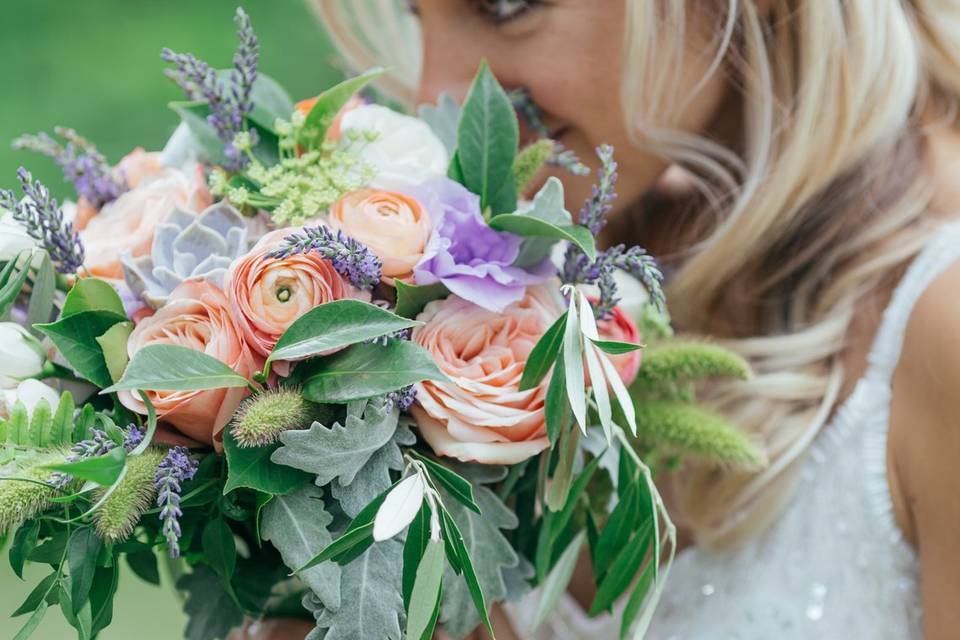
[0, 10, 761, 640]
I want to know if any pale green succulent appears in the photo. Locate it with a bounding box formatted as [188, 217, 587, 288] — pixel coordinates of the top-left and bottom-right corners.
[121, 202, 249, 308]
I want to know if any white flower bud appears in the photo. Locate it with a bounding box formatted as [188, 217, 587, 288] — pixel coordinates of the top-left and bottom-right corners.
[0, 323, 46, 389]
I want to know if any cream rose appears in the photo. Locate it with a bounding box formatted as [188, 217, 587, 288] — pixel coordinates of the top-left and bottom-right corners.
[410, 284, 564, 465]
[226, 228, 367, 371]
[79, 152, 210, 278]
[339, 104, 449, 183]
[118, 279, 259, 449]
[327, 188, 432, 283]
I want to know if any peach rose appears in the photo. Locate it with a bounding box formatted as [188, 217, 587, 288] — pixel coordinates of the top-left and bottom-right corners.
[327, 188, 432, 283]
[226, 228, 367, 370]
[79, 155, 210, 278]
[410, 284, 564, 465]
[594, 302, 644, 386]
[118, 280, 259, 449]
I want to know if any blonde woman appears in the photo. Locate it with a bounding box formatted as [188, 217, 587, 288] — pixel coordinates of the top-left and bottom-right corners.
[240, 1, 960, 638]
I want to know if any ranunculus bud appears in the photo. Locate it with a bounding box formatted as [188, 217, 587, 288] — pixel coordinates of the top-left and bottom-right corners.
[0, 324, 48, 389]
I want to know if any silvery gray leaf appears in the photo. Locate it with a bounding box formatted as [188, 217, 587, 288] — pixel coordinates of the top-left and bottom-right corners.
[330, 422, 415, 518]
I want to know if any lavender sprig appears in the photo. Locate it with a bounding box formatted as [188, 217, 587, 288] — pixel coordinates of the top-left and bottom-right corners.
[48, 424, 143, 491]
[0, 168, 84, 274]
[154, 446, 198, 558]
[161, 7, 259, 170]
[269, 225, 383, 289]
[12, 127, 125, 208]
[577, 144, 618, 236]
[384, 385, 417, 412]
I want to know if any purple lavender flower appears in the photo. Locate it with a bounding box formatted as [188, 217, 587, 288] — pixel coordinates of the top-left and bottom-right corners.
[161, 8, 259, 170]
[0, 168, 84, 274]
[409, 176, 552, 312]
[12, 127, 125, 208]
[155, 446, 199, 558]
[123, 424, 145, 451]
[384, 385, 416, 412]
[269, 225, 383, 289]
[48, 424, 143, 490]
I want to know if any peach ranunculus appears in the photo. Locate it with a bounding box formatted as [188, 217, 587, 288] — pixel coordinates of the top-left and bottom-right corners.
[595, 302, 644, 386]
[225, 228, 368, 370]
[410, 284, 564, 465]
[73, 148, 167, 231]
[327, 188, 432, 283]
[118, 279, 259, 449]
[79, 153, 210, 279]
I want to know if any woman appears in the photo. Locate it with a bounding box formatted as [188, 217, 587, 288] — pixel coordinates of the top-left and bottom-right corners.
[244, 1, 960, 638]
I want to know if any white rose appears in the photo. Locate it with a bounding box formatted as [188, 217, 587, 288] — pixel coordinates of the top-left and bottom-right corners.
[0, 322, 47, 389]
[2, 379, 60, 419]
[339, 104, 449, 183]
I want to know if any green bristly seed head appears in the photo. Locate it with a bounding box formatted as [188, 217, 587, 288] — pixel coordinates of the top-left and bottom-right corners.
[94, 449, 164, 543]
[513, 139, 555, 193]
[230, 388, 318, 448]
[631, 341, 752, 399]
[0, 453, 62, 534]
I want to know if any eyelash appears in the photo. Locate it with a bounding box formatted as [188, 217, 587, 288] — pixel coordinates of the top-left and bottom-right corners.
[406, 0, 544, 26]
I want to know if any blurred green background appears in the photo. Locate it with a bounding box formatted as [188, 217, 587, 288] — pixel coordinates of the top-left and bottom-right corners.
[0, 2, 341, 638]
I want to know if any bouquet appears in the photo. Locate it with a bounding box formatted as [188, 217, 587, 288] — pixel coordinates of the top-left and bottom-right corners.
[0, 8, 761, 640]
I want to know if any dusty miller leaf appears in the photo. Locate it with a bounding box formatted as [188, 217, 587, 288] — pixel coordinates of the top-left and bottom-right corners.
[314, 539, 405, 640]
[272, 400, 399, 487]
[261, 485, 341, 611]
[331, 422, 415, 518]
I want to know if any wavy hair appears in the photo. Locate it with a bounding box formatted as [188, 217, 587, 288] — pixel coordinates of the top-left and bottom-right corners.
[310, 0, 960, 547]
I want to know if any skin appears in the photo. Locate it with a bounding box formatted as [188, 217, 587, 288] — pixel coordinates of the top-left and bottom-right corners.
[248, 1, 960, 638]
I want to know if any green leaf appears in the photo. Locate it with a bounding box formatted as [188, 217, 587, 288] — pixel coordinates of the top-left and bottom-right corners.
[489, 212, 597, 263]
[9, 520, 40, 579]
[11, 570, 56, 617]
[0, 253, 34, 319]
[588, 519, 652, 616]
[102, 344, 249, 393]
[267, 299, 420, 367]
[301, 340, 446, 403]
[273, 399, 398, 487]
[593, 476, 645, 581]
[12, 600, 48, 640]
[456, 61, 519, 215]
[393, 280, 448, 319]
[417, 92, 461, 155]
[544, 424, 580, 512]
[533, 531, 585, 629]
[313, 539, 404, 640]
[544, 357, 569, 446]
[410, 451, 481, 514]
[170, 101, 229, 166]
[405, 539, 444, 640]
[177, 565, 244, 640]
[439, 509, 492, 635]
[47, 391, 75, 447]
[620, 557, 657, 639]
[246, 73, 295, 133]
[592, 339, 644, 355]
[202, 518, 237, 583]
[26, 253, 55, 331]
[261, 485, 341, 611]
[67, 527, 102, 615]
[222, 424, 310, 495]
[36, 310, 127, 387]
[95, 321, 133, 383]
[331, 422, 415, 518]
[26, 400, 52, 448]
[61, 278, 125, 318]
[4, 401, 29, 445]
[89, 563, 120, 635]
[447, 151, 466, 185]
[43, 447, 126, 486]
[519, 311, 567, 391]
[402, 505, 430, 609]
[562, 298, 587, 431]
[126, 550, 160, 586]
[508, 176, 578, 267]
[299, 68, 385, 149]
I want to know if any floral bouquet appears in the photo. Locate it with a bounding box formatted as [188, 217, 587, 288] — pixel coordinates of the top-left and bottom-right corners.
[0, 8, 761, 640]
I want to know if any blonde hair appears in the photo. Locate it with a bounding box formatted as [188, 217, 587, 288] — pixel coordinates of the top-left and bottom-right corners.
[311, 0, 960, 547]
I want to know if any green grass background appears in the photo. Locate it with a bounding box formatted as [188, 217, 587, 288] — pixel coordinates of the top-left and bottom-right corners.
[0, 2, 341, 637]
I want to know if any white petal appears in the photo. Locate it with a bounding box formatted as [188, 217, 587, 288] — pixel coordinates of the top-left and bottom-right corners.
[15, 379, 60, 415]
[373, 473, 426, 542]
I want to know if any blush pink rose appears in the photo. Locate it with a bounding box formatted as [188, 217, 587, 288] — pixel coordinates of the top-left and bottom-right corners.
[226, 228, 368, 371]
[118, 279, 259, 450]
[410, 284, 564, 465]
[79, 153, 210, 278]
[594, 301, 644, 386]
[327, 188, 432, 283]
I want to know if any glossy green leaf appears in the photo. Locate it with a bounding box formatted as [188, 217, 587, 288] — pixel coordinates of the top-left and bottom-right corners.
[61, 278, 125, 318]
[589, 519, 652, 616]
[620, 557, 657, 639]
[36, 310, 127, 388]
[9, 520, 40, 580]
[592, 339, 643, 355]
[95, 321, 133, 384]
[267, 299, 420, 366]
[89, 563, 120, 635]
[489, 213, 597, 262]
[102, 344, 249, 393]
[402, 506, 430, 609]
[409, 451, 480, 514]
[11, 570, 56, 617]
[42, 447, 126, 486]
[67, 527, 101, 615]
[301, 340, 446, 403]
[299, 68, 384, 148]
[456, 61, 518, 215]
[405, 540, 444, 640]
[222, 425, 310, 495]
[593, 477, 644, 581]
[519, 311, 567, 391]
[394, 280, 448, 319]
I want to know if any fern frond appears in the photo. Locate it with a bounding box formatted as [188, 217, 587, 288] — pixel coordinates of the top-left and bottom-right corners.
[632, 399, 764, 469]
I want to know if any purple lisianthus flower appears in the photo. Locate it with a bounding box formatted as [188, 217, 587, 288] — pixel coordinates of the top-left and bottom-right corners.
[408, 176, 551, 312]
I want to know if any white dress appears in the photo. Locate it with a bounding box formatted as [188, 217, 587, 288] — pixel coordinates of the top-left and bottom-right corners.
[508, 222, 960, 639]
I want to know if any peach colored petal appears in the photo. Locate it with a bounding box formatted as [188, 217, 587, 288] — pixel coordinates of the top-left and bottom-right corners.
[413, 407, 550, 465]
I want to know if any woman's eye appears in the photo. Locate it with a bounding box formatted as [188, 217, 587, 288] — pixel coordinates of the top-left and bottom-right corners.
[468, 0, 542, 25]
